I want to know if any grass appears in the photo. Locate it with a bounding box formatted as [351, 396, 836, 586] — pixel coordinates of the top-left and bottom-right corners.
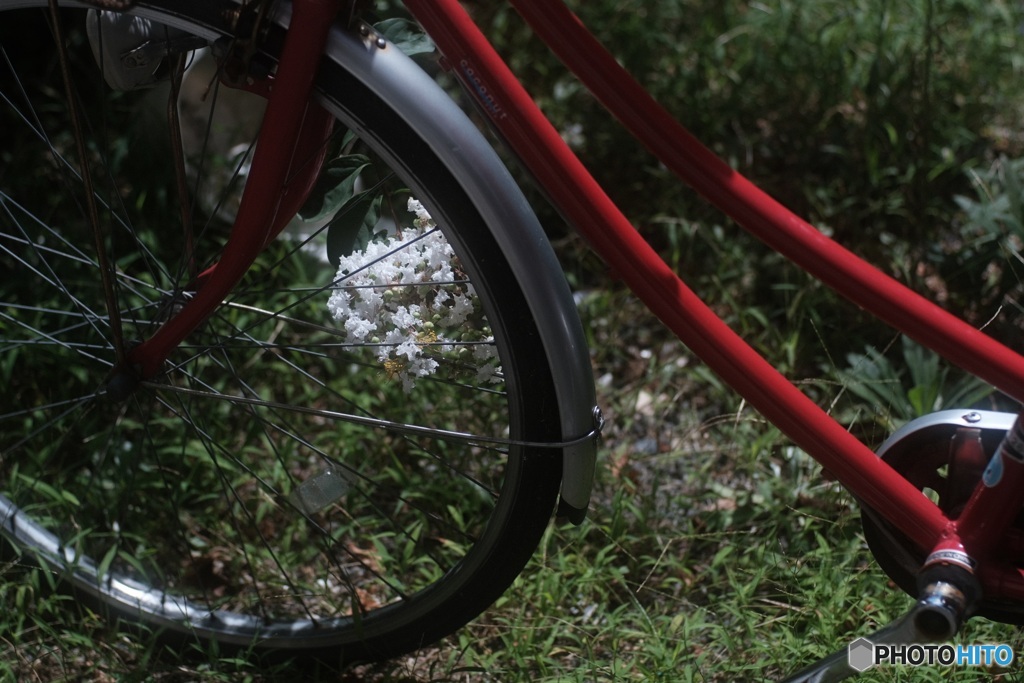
[4, 288, 1023, 682]
[5, 0, 1024, 681]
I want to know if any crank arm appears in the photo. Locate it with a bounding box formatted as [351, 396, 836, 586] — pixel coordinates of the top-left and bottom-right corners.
[781, 578, 974, 682]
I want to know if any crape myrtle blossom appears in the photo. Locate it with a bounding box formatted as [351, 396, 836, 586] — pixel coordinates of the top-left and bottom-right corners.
[326, 199, 501, 392]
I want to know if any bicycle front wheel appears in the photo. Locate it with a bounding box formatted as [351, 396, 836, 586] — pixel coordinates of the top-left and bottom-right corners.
[0, 1, 565, 662]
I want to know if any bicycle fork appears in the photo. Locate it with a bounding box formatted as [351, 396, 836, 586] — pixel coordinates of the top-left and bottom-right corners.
[94, 0, 347, 389]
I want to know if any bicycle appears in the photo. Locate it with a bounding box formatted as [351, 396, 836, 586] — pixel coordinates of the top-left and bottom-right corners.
[0, 0, 1021, 679]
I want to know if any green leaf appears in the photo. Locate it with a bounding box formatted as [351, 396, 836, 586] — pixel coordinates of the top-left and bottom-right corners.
[906, 385, 932, 417]
[1001, 156, 1024, 236]
[327, 190, 382, 266]
[14, 474, 64, 505]
[117, 550, 151, 578]
[375, 18, 435, 57]
[96, 543, 118, 582]
[299, 154, 371, 223]
[902, 338, 939, 399]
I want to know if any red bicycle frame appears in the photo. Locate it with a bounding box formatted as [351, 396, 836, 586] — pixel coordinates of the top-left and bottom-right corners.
[401, 0, 1024, 601]
[122, 0, 1024, 606]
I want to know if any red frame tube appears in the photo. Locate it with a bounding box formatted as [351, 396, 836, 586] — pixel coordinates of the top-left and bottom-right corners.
[126, 0, 342, 378]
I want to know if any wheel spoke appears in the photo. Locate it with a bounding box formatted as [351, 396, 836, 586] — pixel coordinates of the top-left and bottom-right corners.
[47, 0, 126, 361]
[0, 2, 560, 660]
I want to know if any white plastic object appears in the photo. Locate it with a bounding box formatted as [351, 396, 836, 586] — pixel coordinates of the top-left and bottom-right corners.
[289, 469, 351, 515]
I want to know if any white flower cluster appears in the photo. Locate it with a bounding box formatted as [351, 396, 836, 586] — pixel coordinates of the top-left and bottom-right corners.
[326, 199, 500, 392]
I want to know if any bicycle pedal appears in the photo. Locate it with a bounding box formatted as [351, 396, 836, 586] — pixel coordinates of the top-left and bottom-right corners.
[781, 575, 974, 682]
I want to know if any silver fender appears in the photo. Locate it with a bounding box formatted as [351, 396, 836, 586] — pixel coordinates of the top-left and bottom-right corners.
[313, 20, 599, 520]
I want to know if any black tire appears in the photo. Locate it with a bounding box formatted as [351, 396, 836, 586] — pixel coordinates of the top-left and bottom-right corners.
[0, 1, 562, 664]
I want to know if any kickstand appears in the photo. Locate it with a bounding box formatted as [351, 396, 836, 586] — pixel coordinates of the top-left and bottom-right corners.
[781, 579, 974, 682]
